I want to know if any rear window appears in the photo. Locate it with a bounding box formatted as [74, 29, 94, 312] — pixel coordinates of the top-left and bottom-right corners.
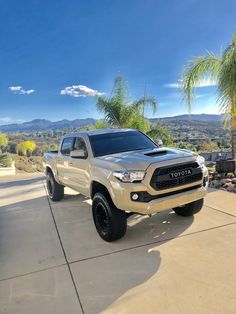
[89, 131, 156, 157]
[61, 137, 74, 155]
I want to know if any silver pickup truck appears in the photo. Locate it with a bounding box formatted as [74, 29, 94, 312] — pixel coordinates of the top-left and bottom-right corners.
[44, 129, 208, 241]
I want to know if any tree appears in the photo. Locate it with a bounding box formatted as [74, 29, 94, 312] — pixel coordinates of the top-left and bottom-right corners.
[16, 141, 36, 156]
[181, 34, 236, 159]
[201, 141, 219, 152]
[95, 120, 110, 129]
[0, 133, 8, 153]
[97, 75, 157, 133]
[175, 141, 197, 152]
[147, 124, 173, 146]
[16, 143, 26, 156]
[49, 143, 58, 151]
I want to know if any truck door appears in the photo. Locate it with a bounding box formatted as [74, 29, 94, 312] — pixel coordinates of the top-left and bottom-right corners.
[57, 137, 75, 186]
[67, 136, 90, 196]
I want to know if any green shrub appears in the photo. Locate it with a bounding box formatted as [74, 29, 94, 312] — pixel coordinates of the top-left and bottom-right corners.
[0, 153, 13, 167]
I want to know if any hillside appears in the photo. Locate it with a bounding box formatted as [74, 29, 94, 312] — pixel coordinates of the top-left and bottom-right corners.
[0, 118, 97, 132]
[0, 114, 223, 132]
[157, 117, 228, 141]
[159, 114, 223, 122]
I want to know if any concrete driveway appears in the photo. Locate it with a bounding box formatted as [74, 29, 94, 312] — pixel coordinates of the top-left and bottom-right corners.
[0, 173, 236, 314]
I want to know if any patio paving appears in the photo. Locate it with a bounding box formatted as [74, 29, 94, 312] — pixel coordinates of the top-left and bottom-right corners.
[0, 173, 236, 313]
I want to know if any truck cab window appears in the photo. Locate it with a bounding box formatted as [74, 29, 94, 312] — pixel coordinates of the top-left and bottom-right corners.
[61, 137, 74, 155]
[73, 137, 88, 157]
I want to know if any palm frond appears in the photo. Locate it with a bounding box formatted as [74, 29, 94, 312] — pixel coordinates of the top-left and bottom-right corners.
[97, 96, 120, 126]
[218, 34, 236, 118]
[131, 96, 157, 114]
[181, 52, 221, 112]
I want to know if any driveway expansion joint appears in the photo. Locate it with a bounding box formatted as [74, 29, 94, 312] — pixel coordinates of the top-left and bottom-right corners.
[42, 180, 85, 314]
[205, 204, 236, 217]
[0, 263, 67, 283]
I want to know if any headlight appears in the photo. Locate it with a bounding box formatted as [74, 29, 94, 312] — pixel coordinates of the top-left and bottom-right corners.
[197, 155, 205, 166]
[113, 170, 146, 183]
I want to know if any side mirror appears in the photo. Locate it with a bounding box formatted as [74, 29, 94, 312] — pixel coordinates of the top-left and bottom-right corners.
[70, 149, 87, 158]
[155, 139, 163, 147]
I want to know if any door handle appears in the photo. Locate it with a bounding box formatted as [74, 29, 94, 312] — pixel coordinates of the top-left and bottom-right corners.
[69, 162, 73, 166]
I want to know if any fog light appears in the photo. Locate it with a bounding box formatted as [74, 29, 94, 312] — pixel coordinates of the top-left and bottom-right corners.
[203, 175, 209, 187]
[132, 193, 139, 200]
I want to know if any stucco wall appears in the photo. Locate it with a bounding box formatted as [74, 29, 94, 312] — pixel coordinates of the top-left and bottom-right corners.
[0, 165, 16, 176]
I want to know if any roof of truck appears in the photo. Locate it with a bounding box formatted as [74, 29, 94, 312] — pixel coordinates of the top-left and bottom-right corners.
[64, 128, 136, 137]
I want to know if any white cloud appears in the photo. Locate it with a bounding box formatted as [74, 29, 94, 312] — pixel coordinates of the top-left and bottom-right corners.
[164, 83, 180, 88]
[60, 85, 103, 97]
[9, 86, 35, 95]
[164, 78, 218, 88]
[9, 86, 22, 92]
[0, 117, 25, 125]
[24, 89, 34, 94]
[0, 117, 12, 124]
[163, 91, 208, 101]
[196, 93, 209, 99]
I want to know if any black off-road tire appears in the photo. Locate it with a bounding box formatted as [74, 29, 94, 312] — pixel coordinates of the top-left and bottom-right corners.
[46, 172, 64, 201]
[92, 192, 127, 242]
[173, 198, 204, 217]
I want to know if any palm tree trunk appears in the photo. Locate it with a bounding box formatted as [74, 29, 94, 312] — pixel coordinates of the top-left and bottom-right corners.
[231, 117, 236, 160]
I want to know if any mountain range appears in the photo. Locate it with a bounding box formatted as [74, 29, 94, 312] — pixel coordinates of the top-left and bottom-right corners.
[0, 118, 97, 132]
[0, 114, 223, 132]
[151, 114, 223, 122]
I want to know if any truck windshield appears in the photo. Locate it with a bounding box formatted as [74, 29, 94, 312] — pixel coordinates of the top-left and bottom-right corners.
[89, 131, 157, 157]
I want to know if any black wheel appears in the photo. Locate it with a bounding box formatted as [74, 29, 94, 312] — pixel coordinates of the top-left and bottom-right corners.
[92, 192, 127, 242]
[46, 172, 64, 201]
[173, 198, 204, 217]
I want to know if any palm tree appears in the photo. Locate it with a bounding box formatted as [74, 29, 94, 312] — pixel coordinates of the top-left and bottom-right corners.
[181, 34, 236, 160]
[96, 75, 157, 133]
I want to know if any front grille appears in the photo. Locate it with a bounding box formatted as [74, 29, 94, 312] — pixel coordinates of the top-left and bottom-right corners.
[153, 173, 203, 189]
[150, 162, 203, 191]
[155, 162, 199, 176]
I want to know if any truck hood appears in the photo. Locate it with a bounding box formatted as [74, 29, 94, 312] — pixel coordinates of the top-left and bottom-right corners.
[97, 147, 198, 171]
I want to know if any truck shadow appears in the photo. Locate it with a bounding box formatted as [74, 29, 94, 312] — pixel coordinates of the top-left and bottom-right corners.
[103, 214, 193, 313]
[60, 191, 194, 313]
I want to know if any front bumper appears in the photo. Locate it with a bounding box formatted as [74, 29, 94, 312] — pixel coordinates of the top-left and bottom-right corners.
[134, 185, 207, 214]
[109, 162, 208, 215]
[111, 184, 207, 215]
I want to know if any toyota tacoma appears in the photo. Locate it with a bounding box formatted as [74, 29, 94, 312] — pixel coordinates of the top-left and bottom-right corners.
[44, 129, 208, 241]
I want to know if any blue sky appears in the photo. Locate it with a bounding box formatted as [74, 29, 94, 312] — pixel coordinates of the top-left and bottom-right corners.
[0, 0, 236, 124]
